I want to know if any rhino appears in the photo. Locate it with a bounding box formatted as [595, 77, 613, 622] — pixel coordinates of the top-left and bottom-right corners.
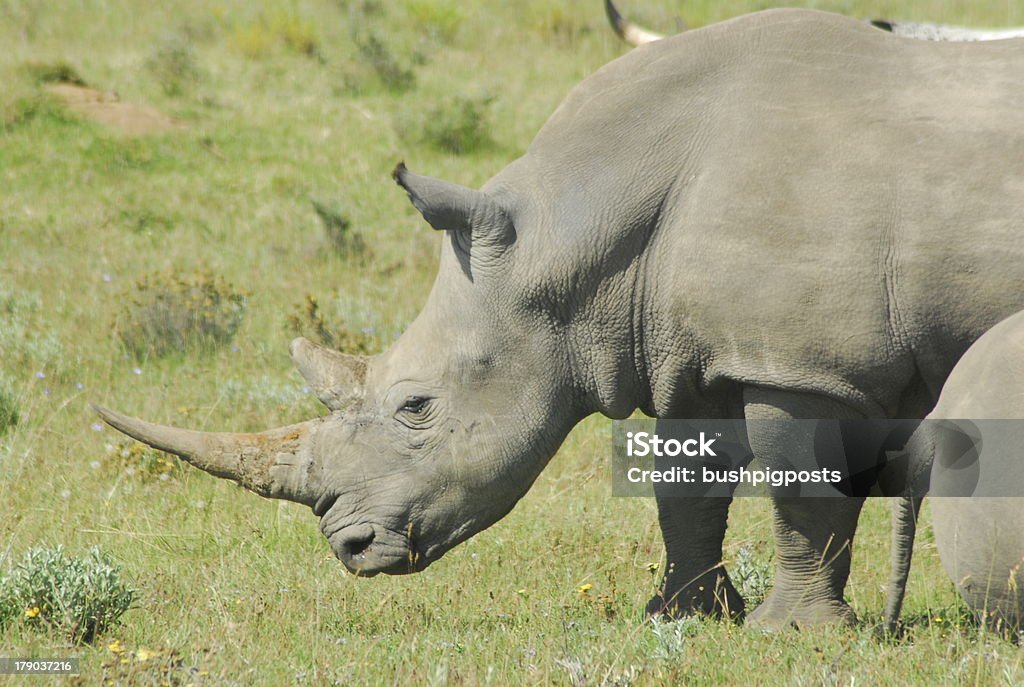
[886, 311, 1024, 633]
[95, 8, 1024, 629]
[605, 0, 1024, 46]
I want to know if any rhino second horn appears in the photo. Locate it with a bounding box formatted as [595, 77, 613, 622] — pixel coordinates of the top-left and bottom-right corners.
[289, 337, 367, 412]
[91, 404, 320, 506]
[604, 0, 666, 47]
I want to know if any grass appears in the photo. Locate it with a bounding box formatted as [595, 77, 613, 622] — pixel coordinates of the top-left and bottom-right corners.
[1, 0, 1023, 684]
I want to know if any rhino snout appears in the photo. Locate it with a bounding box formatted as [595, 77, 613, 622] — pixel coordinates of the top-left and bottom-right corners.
[327, 523, 423, 576]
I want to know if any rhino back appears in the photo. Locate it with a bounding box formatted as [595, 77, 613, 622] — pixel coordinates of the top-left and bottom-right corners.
[502, 9, 1024, 418]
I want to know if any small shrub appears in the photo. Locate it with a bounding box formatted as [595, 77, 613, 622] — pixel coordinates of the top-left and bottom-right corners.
[228, 22, 276, 58]
[83, 137, 175, 175]
[228, 12, 319, 59]
[528, 2, 592, 46]
[0, 284, 63, 371]
[352, 32, 416, 92]
[2, 91, 75, 129]
[104, 439, 181, 481]
[358, 0, 384, 16]
[118, 207, 178, 234]
[93, 646, 205, 686]
[733, 543, 772, 606]
[406, 0, 464, 43]
[286, 294, 381, 355]
[0, 545, 136, 644]
[146, 34, 201, 96]
[0, 376, 19, 436]
[21, 60, 87, 86]
[648, 616, 703, 661]
[311, 198, 365, 256]
[267, 10, 319, 56]
[116, 269, 248, 358]
[414, 94, 495, 154]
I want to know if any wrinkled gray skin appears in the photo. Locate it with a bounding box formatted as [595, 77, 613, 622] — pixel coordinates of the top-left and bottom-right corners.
[887, 312, 1024, 633]
[96, 10, 1024, 630]
[605, 0, 1024, 46]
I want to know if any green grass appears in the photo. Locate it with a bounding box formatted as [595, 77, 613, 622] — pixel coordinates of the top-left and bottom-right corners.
[2, 0, 1023, 684]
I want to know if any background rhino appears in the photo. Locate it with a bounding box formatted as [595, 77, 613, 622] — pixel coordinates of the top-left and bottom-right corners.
[886, 311, 1024, 633]
[99, 8, 1024, 629]
[604, 0, 1024, 45]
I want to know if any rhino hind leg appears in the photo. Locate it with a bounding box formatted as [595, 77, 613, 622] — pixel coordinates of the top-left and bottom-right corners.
[648, 496, 745, 620]
[742, 387, 865, 629]
[748, 497, 863, 629]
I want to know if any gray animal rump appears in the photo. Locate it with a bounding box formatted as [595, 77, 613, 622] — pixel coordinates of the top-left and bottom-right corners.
[888, 311, 1024, 633]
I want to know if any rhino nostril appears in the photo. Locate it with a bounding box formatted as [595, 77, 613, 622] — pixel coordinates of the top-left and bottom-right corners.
[340, 528, 375, 559]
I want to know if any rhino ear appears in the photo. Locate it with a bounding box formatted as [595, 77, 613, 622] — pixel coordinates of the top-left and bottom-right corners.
[392, 162, 507, 234]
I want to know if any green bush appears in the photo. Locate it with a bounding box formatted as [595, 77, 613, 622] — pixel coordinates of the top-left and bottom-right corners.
[0, 375, 19, 436]
[228, 11, 319, 59]
[0, 284, 62, 372]
[733, 544, 772, 606]
[414, 93, 495, 154]
[0, 545, 136, 644]
[116, 269, 248, 358]
[350, 32, 416, 93]
[146, 33, 201, 96]
[527, 1, 592, 46]
[104, 439, 182, 481]
[21, 60, 87, 86]
[286, 294, 381, 355]
[1, 91, 75, 130]
[311, 198, 365, 256]
[406, 0, 465, 42]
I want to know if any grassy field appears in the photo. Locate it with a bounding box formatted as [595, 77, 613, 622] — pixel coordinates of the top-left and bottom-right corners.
[2, 0, 1024, 684]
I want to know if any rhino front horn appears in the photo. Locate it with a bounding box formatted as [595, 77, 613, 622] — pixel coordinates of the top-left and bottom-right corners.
[91, 404, 322, 507]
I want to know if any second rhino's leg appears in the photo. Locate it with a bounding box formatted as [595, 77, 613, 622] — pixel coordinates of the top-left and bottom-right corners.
[648, 496, 745, 619]
[743, 386, 865, 629]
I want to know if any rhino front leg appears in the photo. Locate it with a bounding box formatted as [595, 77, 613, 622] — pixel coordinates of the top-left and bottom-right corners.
[648, 496, 745, 619]
[742, 386, 864, 629]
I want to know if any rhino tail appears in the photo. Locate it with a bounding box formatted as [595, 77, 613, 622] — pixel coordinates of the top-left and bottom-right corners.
[883, 495, 924, 635]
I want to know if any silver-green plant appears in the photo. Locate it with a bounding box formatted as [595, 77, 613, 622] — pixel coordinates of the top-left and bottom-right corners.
[0, 545, 137, 644]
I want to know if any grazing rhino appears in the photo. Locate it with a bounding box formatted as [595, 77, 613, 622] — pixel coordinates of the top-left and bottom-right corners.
[605, 0, 1024, 46]
[96, 9, 1024, 629]
[886, 311, 1024, 633]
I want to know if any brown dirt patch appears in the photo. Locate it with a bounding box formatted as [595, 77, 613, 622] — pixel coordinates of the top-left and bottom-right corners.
[45, 83, 182, 136]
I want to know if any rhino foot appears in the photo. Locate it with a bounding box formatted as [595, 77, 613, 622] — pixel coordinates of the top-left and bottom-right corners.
[646, 571, 745, 620]
[746, 592, 856, 631]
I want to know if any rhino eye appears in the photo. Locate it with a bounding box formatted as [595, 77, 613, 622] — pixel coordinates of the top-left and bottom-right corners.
[396, 396, 436, 430]
[399, 396, 430, 415]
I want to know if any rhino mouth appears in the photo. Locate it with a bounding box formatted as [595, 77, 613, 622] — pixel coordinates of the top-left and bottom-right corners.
[326, 522, 428, 576]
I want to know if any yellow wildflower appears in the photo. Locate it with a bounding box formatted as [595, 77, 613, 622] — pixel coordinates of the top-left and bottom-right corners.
[135, 647, 156, 662]
[578, 583, 593, 596]
[646, 563, 659, 573]
[24, 606, 41, 619]
[107, 639, 126, 654]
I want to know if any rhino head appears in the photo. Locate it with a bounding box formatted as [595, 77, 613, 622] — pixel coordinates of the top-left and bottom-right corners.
[95, 163, 605, 576]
